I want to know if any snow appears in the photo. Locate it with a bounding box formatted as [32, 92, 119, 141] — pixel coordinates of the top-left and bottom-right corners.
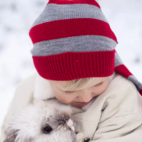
[0, 0, 142, 138]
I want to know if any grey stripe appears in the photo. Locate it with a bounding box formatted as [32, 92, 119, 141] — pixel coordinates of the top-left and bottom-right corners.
[32, 3, 108, 27]
[115, 53, 142, 91]
[115, 52, 123, 67]
[31, 35, 116, 56]
[128, 75, 142, 91]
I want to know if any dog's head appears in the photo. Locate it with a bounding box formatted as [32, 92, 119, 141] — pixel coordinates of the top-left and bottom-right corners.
[3, 101, 77, 142]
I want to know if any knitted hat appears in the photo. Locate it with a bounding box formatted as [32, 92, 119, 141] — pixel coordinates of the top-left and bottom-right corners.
[29, 0, 142, 96]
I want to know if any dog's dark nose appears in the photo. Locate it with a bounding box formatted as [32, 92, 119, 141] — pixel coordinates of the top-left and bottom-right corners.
[75, 132, 79, 134]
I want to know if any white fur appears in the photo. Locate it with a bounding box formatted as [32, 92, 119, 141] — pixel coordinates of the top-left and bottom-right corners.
[3, 100, 83, 142]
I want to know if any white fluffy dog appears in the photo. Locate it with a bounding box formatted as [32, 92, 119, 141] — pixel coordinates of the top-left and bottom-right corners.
[3, 99, 84, 142]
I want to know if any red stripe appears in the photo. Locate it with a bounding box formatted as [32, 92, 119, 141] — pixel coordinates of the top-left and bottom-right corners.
[115, 64, 133, 78]
[140, 89, 142, 96]
[29, 18, 117, 44]
[32, 50, 115, 80]
[47, 0, 100, 8]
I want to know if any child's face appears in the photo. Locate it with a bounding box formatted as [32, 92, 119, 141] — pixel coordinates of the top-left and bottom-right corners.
[48, 77, 109, 108]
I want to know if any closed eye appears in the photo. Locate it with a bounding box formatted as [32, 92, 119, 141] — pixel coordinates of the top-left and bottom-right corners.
[94, 82, 103, 86]
[65, 91, 75, 94]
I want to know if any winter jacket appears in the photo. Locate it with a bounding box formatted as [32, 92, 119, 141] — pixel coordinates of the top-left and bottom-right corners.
[1, 72, 142, 142]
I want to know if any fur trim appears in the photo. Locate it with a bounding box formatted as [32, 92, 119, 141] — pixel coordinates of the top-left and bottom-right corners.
[34, 73, 55, 100]
[109, 72, 116, 81]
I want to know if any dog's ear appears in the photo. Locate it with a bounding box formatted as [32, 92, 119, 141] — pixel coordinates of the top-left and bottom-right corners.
[3, 128, 34, 142]
[3, 128, 18, 142]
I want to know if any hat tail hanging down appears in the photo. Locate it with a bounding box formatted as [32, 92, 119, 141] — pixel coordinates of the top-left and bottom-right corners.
[115, 50, 142, 96]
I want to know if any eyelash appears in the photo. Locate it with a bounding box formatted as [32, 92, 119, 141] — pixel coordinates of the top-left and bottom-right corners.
[95, 82, 103, 86]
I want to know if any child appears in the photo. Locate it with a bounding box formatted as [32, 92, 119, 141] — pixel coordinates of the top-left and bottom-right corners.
[1, 0, 142, 141]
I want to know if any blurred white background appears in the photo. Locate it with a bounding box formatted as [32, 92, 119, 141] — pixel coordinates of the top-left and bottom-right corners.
[0, 0, 142, 133]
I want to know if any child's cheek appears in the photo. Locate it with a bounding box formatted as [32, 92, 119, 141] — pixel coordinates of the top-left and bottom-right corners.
[54, 91, 75, 104]
[94, 82, 109, 96]
[98, 81, 109, 94]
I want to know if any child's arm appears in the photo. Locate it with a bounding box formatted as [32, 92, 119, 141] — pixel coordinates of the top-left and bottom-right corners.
[90, 79, 142, 142]
[0, 73, 36, 142]
[91, 113, 142, 142]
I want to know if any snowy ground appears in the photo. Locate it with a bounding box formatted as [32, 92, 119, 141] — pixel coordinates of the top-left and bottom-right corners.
[0, 0, 142, 137]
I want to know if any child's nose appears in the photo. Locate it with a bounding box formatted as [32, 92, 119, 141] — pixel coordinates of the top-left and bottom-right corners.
[78, 90, 93, 103]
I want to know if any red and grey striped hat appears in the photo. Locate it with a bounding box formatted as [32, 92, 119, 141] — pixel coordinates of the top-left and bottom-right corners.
[29, 0, 142, 95]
